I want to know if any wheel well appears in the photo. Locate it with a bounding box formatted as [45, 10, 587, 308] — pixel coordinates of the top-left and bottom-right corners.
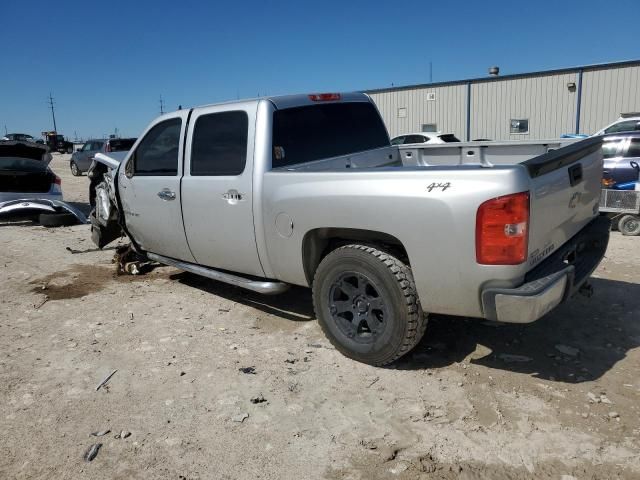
[302, 228, 409, 284]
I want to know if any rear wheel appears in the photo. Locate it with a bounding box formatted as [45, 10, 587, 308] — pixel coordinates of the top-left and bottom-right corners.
[619, 215, 640, 236]
[39, 212, 79, 228]
[70, 161, 81, 176]
[312, 244, 427, 366]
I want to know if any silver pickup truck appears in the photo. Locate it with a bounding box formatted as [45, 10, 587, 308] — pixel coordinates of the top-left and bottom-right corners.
[89, 92, 609, 366]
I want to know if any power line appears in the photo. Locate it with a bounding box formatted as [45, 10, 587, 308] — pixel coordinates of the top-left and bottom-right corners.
[48, 92, 58, 132]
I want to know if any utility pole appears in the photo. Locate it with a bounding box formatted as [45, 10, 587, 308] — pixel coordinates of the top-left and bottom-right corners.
[48, 92, 58, 132]
[4, 125, 7, 135]
[159, 95, 165, 115]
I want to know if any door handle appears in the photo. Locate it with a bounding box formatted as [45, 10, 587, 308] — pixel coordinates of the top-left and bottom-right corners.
[157, 189, 176, 201]
[222, 190, 245, 204]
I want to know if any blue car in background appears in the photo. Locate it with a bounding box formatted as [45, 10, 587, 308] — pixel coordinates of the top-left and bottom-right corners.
[601, 132, 640, 189]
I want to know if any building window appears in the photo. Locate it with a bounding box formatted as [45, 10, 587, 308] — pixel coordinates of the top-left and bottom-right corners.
[510, 119, 529, 134]
[422, 123, 437, 132]
[397, 108, 407, 118]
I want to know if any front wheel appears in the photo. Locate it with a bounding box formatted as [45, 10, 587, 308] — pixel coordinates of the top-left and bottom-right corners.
[312, 244, 427, 366]
[619, 214, 640, 236]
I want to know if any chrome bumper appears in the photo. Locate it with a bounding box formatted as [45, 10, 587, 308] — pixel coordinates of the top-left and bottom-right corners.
[482, 216, 610, 323]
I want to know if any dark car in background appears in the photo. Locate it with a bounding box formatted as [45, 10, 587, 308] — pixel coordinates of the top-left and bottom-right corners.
[70, 137, 136, 175]
[70, 139, 104, 175]
[2, 133, 43, 144]
[601, 132, 640, 188]
[42, 132, 74, 154]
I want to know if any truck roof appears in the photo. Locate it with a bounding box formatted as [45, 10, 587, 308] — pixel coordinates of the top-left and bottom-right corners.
[158, 92, 371, 120]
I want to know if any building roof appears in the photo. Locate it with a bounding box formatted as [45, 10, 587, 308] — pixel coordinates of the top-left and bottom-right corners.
[364, 59, 640, 94]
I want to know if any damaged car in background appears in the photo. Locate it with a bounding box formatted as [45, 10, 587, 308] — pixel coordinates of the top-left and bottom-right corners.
[0, 140, 87, 227]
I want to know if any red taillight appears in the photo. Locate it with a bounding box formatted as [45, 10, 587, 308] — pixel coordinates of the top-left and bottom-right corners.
[105, 143, 111, 152]
[308, 93, 341, 102]
[476, 192, 529, 265]
[54, 175, 62, 186]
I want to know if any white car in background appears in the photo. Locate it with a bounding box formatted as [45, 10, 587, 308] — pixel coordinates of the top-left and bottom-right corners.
[390, 132, 460, 145]
[594, 114, 640, 135]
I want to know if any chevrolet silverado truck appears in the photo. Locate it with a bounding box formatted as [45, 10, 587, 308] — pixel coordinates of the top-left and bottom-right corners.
[88, 92, 609, 366]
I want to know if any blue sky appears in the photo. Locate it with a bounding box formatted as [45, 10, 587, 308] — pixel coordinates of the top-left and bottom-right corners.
[1, 0, 639, 140]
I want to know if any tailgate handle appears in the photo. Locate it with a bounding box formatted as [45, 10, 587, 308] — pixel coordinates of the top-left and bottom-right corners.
[568, 164, 583, 187]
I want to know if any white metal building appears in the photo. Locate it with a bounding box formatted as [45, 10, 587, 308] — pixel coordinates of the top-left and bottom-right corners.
[365, 60, 640, 141]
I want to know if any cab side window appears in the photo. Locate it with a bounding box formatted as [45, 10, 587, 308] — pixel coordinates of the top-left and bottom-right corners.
[132, 118, 182, 176]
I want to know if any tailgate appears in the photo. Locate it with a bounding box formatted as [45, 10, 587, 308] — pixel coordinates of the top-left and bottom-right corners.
[523, 137, 603, 269]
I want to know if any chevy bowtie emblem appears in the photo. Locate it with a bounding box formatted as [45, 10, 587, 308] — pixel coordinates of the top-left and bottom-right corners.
[568, 192, 581, 209]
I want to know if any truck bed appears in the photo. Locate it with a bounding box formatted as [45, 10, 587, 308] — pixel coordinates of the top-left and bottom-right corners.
[264, 136, 604, 318]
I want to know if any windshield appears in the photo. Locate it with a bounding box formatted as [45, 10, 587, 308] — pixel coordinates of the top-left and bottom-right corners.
[272, 102, 389, 168]
[0, 157, 48, 172]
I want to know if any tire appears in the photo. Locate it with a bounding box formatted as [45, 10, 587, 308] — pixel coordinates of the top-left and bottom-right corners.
[619, 215, 640, 236]
[312, 244, 427, 366]
[70, 161, 81, 176]
[39, 212, 79, 228]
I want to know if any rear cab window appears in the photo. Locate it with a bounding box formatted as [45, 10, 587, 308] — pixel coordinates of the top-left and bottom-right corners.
[271, 102, 389, 169]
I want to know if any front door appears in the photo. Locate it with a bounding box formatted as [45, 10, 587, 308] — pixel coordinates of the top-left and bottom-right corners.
[118, 111, 195, 262]
[181, 103, 264, 277]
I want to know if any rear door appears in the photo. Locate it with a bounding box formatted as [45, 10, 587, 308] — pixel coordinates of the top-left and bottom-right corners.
[181, 103, 264, 277]
[118, 111, 195, 262]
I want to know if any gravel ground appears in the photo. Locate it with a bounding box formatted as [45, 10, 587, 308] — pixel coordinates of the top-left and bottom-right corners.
[1, 154, 639, 479]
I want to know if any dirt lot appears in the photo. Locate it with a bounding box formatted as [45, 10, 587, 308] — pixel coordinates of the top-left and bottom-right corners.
[1, 154, 639, 479]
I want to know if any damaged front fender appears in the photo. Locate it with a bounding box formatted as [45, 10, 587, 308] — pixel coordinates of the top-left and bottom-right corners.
[90, 179, 123, 248]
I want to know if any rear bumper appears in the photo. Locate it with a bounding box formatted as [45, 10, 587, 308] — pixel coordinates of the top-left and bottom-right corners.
[481, 216, 610, 323]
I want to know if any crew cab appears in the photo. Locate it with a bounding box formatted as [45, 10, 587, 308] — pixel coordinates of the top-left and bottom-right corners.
[89, 92, 609, 366]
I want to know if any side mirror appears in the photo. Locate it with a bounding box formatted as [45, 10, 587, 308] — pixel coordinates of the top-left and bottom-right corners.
[631, 161, 639, 171]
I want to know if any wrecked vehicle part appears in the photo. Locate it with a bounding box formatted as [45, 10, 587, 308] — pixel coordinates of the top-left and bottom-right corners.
[88, 154, 142, 253]
[0, 142, 61, 202]
[113, 244, 156, 276]
[0, 198, 88, 224]
[90, 178, 122, 248]
[0, 141, 78, 226]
